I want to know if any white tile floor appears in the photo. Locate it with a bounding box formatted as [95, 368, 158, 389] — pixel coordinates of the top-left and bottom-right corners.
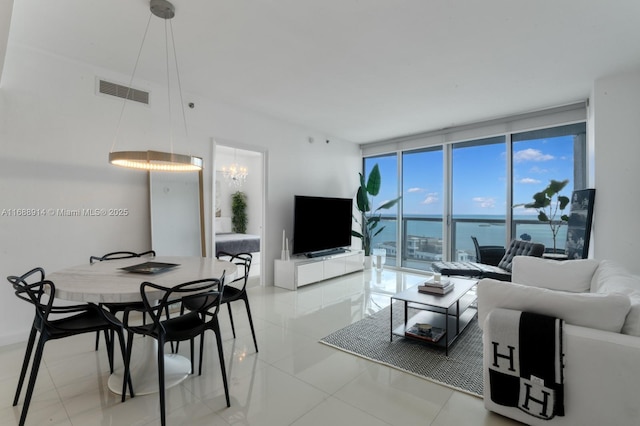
[0, 269, 522, 426]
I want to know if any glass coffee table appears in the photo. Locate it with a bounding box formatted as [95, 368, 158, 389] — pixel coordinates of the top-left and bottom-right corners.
[390, 277, 478, 355]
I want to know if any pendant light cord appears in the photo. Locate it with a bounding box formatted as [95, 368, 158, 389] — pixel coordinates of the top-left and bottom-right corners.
[108, 1, 202, 172]
[110, 11, 191, 157]
[164, 18, 173, 154]
[110, 12, 153, 153]
[169, 19, 191, 156]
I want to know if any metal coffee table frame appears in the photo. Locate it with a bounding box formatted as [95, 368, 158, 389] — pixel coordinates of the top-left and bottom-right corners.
[390, 277, 478, 356]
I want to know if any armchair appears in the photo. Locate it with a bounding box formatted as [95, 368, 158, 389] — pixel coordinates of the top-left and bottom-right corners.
[432, 238, 545, 281]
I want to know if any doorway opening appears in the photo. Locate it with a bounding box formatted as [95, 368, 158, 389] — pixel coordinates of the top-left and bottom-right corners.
[213, 141, 266, 287]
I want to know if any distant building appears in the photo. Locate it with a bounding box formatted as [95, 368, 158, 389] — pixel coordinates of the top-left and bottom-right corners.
[377, 234, 472, 263]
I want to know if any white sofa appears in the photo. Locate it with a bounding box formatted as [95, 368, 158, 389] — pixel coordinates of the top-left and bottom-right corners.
[477, 257, 640, 426]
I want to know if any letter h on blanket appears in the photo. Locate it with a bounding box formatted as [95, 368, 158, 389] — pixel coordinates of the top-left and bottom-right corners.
[487, 308, 565, 420]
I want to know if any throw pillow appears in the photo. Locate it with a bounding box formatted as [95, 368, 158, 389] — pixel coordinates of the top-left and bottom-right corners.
[595, 274, 640, 337]
[512, 256, 599, 292]
[590, 259, 631, 292]
[477, 278, 631, 333]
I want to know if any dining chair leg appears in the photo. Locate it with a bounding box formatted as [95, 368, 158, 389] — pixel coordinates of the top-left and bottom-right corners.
[19, 335, 47, 426]
[243, 297, 259, 353]
[163, 310, 174, 354]
[123, 331, 136, 402]
[172, 306, 187, 354]
[213, 321, 230, 407]
[115, 328, 132, 401]
[198, 333, 206, 375]
[189, 338, 195, 375]
[13, 326, 37, 407]
[157, 337, 167, 426]
[107, 329, 116, 373]
[96, 328, 111, 351]
[226, 303, 236, 338]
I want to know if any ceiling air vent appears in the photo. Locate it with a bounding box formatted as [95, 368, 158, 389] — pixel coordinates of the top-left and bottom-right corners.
[98, 79, 149, 105]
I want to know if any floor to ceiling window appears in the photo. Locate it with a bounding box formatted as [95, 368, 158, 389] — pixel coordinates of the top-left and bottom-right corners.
[511, 123, 586, 253]
[402, 147, 444, 269]
[360, 106, 588, 271]
[363, 154, 398, 267]
[451, 136, 506, 261]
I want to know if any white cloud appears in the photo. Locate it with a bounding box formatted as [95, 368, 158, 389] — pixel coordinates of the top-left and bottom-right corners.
[421, 192, 439, 205]
[407, 187, 423, 193]
[513, 148, 554, 163]
[518, 177, 541, 184]
[473, 197, 496, 208]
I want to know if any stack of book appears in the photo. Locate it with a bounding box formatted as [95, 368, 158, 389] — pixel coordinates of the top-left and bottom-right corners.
[405, 323, 446, 342]
[417, 276, 454, 295]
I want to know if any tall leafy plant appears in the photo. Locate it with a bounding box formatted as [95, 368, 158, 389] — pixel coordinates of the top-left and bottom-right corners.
[516, 179, 570, 253]
[231, 191, 248, 233]
[352, 164, 401, 256]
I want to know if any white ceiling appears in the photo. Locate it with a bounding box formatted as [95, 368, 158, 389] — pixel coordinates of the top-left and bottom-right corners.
[3, 0, 640, 144]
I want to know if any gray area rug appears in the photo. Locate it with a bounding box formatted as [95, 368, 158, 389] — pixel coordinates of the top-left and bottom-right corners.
[319, 302, 483, 397]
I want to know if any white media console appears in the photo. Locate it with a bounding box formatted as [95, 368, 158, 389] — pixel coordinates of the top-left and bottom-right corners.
[274, 250, 364, 290]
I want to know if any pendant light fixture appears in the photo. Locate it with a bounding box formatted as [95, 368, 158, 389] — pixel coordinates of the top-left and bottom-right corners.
[222, 149, 248, 188]
[109, 0, 203, 172]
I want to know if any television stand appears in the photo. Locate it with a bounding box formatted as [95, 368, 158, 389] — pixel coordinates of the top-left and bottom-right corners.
[274, 250, 364, 290]
[305, 248, 348, 258]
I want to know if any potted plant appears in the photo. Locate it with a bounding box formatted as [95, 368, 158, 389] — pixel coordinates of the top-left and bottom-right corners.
[352, 164, 401, 265]
[231, 191, 248, 233]
[515, 179, 570, 253]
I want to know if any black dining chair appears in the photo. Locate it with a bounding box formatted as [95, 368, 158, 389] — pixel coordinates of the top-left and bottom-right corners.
[89, 250, 156, 264]
[471, 236, 505, 266]
[90, 250, 156, 352]
[122, 274, 230, 426]
[8, 267, 131, 426]
[179, 251, 258, 353]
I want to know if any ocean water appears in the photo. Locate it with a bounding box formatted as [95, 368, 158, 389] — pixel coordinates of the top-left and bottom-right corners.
[372, 215, 567, 258]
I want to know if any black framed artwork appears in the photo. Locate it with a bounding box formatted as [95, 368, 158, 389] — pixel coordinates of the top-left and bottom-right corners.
[565, 189, 596, 259]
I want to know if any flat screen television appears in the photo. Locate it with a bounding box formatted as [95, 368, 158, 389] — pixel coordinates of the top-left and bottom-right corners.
[292, 195, 353, 257]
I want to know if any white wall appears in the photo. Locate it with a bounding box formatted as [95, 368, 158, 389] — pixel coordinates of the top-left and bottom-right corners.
[0, 43, 361, 346]
[590, 68, 640, 274]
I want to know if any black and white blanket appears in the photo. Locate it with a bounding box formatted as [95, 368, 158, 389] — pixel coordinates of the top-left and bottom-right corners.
[487, 308, 565, 420]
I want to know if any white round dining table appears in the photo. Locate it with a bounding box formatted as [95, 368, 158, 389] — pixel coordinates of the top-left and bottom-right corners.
[47, 256, 236, 395]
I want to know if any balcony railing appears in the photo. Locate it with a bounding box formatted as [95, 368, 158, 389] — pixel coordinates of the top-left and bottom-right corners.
[370, 215, 567, 271]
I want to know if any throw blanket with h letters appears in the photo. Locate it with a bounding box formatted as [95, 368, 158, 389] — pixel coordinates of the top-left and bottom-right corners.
[487, 308, 565, 420]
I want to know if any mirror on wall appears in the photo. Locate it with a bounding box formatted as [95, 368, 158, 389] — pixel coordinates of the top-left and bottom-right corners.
[149, 170, 205, 256]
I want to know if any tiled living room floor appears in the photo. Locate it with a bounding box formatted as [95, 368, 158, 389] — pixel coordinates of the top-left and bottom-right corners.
[0, 268, 522, 425]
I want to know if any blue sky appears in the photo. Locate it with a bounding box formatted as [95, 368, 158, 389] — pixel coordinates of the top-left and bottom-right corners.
[365, 135, 575, 217]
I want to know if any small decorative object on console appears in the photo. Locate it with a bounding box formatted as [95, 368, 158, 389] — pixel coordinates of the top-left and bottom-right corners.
[281, 229, 290, 261]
